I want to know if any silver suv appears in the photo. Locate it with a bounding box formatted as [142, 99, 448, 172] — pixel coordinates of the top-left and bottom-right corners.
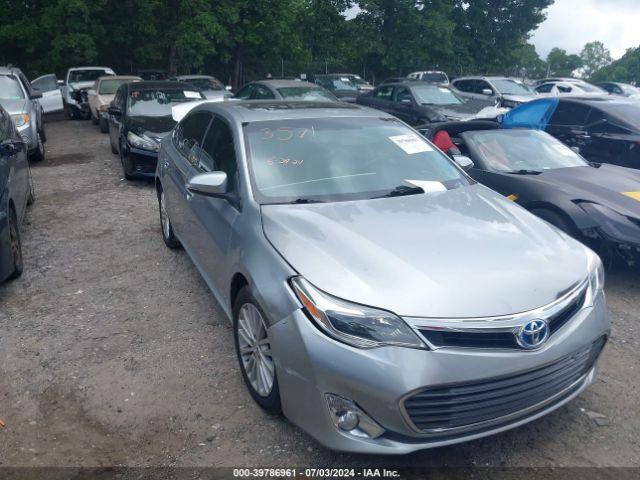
[0, 66, 45, 161]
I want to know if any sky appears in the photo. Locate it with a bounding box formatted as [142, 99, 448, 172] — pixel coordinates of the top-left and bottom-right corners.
[530, 0, 640, 60]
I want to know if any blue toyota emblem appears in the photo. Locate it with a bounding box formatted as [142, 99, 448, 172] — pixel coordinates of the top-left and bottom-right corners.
[517, 319, 549, 349]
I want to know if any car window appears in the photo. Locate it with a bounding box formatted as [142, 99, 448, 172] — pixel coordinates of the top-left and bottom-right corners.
[0, 75, 25, 100]
[32, 74, 58, 92]
[99, 78, 134, 95]
[253, 85, 275, 100]
[201, 118, 238, 191]
[68, 69, 113, 83]
[393, 87, 412, 103]
[600, 102, 640, 130]
[535, 83, 554, 93]
[549, 102, 591, 126]
[491, 79, 532, 95]
[235, 85, 254, 100]
[412, 85, 462, 105]
[113, 85, 125, 110]
[175, 111, 212, 162]
[453, 80, 474, 93]
[476, 80, 493, 94]
[420, 72, 448, 84]
[374, 85, 394, 100]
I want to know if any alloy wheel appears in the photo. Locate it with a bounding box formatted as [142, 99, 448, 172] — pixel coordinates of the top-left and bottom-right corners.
[160, 191, 170, 240]
[237, 303, 275, 398]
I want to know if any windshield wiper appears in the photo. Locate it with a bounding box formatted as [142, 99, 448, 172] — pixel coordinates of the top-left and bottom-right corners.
[372, 185, 424, 199]
[286, 198, 326, 204]
[506, 169, 542, 175]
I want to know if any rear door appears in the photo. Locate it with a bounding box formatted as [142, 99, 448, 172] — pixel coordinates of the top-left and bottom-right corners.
[367, 85, 395, 113]
[31, 74, 63, 113]
[391, 86, 418, 124]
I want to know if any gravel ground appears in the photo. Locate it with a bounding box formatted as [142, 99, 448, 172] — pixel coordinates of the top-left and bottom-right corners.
[0, 118, 639, 468]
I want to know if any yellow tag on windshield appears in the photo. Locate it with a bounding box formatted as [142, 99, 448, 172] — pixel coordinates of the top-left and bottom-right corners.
[622, 191, 640, 201]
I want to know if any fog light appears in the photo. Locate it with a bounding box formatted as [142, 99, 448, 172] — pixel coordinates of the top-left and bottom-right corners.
[325, 393, 385, 438]
[337, 411, 359, 431]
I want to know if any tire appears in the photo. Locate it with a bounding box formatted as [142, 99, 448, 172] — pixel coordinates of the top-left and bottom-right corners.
[99, 117, 109, 134]
[39, 122, 47, 143]
[91, 110, 98, 125]
[66, 104, 76, 120]
[530, 208, 576, 237]
[233, 287, 282, 414]
[7, 206, 24, 280]
[29, 133, 45, 162]
[27, 167, 35, 206]
[110, 138, 118, 154]
[120, 141, 134, 180]
[158, 189, 181, 249]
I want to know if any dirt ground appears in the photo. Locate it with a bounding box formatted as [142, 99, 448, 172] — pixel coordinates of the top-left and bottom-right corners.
[0, 117, 639, 469]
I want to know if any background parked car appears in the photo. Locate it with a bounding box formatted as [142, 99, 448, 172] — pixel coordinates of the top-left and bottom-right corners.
[357, 81, 492, 125]
[407, 70, 450, 84]
[596, 82, 640, 98]
[535, 81, 608, 97]
[450, 76, 538, 107]
[330, 73, 374, 92]
[134, 69, 169, 81]
[0, 66, 46, 161]
[233, 80, 337, 101]
[30, 74, 63, 114]
[307, 74, 360, 102]
[88, 75, 141, 133]
[108, 80, 204, 179]
[174, 75, 231, 100]
[0, 104, 34, 283]
[426, 120, 640, 266]
[61, 66, 115, 119]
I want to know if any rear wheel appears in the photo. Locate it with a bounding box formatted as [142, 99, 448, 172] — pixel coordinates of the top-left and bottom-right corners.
[7, 206, 23, 280]
[233, 287, 282, 414]
[27, 167, 35, 206]
[39, 121, 47, 143]
[158, 189, 181, 249]
[29, 133, 45, 162]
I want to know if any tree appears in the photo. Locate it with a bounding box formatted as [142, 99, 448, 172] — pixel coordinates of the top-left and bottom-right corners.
[546, 48, 583, 77]
[580, 41, 612, 79]
[590, 46, 640, 83]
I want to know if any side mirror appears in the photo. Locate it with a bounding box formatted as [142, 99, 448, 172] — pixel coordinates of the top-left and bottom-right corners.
[187, 172, 228, 197]
[453, 155, 474, 171]
[30, 92, 43, 100]
[0, 140, 20, 156]
[481, 88, 493, 96]
[108, 105, 122, 117]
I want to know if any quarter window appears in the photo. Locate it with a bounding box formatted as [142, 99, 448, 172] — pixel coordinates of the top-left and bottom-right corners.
[374, 85, 394, 100]
[235, 85, 254, 100]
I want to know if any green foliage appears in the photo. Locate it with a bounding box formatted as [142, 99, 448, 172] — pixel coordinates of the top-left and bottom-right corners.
[590, 46, 640, 83]
[580, 41, 612, 80]
[546, 47, 583, 77]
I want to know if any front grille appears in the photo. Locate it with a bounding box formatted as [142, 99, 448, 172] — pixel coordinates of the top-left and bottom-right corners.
[403, 337, 606, 433]
[419, 289, 587, 350]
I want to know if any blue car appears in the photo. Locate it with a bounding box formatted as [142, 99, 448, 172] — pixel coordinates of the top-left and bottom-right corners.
[0, 104, 34, 282]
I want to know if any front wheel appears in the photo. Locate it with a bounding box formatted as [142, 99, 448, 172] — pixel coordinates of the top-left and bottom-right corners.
[233, 287, 282, 414]
[158, 189, 181, 249]
[29, 133, 45, 162]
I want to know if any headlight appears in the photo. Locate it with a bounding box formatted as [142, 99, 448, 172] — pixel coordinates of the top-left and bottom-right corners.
[579, 202, 640, 241]
[11, 114, 29, 128]
[290, 276, 425, 349]
[585, 249, 605, 307]
[127, 131, 160, 152]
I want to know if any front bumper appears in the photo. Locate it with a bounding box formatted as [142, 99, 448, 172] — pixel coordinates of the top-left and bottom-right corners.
[124, 145, 159, 178]
[269, 293, 609, 454]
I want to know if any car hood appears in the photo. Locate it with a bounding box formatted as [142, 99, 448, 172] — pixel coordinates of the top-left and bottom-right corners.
[262, 184, 589, 318]
[424, 100, 493, 120]
[502, 94, 537, 103]
[0, 98, 27, 115]
[519, 164, 640, 218]
[97, 94, 115, 106]
[127, 115, 176, 137]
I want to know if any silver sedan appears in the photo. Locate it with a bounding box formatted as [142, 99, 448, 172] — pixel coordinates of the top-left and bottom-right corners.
[155, 100, 609, 454]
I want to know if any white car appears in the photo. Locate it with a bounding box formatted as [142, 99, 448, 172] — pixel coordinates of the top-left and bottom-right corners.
[535, 80, 608, 97]
[62, 66, 115, 119]
[30, 74, 63, 114]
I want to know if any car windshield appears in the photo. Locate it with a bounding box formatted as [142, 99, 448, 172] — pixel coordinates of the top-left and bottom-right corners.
[0, 75, 25, 100]
[462, 129, 587, 172]
[244, 117, 469, 204]
[604, 103, 640, 130]
[69, 70, 112, 83]
[127, 88, 201, 117]
[276, 87, 336, 101]
[99, 78, 134, 95]
[421, 73, 448, 83]
[412, 85, 463, 105]
[316, 77, 358, 92]
[491, 79, 534, 95]
[183, 77, 224, 91]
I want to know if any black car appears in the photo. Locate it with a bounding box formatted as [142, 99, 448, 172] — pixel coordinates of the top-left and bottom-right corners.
[0, 105, 34, 282]
[233, 80, 337, 101]
[107, 81, 205, 179]
[357, 81, 493, 126]
[542, 97, 640, 170]
[307, 74, 360, 102]
[424, 120, 640, 266]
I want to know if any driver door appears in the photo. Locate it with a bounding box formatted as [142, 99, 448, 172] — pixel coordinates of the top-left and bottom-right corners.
[31, 74, 63, 113]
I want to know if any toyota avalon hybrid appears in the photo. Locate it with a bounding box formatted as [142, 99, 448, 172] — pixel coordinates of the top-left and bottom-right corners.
[155, 100, 609, 454]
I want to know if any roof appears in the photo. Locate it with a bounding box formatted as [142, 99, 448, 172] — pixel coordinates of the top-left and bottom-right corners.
[176, 75, 216, 80]
[0, 66, 21, 75]
[382, 80, 448, 88]
[557, 96, 637, 106]
[252, 79, 313, 88]
[126, 80, 190, 90]
[68, 66, 113, 71]
[195, 100, 384, 123]
[98, 75, 140, 81]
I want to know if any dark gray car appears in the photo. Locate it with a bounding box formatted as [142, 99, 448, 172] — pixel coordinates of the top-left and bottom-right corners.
[357, 81, 492, 126]
[234, 80, 337, 102]
[155, 100, 608, 454]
